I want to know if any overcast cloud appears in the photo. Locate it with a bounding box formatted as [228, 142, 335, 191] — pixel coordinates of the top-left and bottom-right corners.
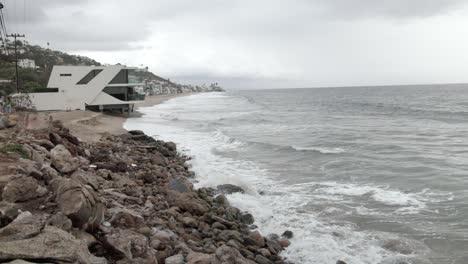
[3, 0, 468, 88]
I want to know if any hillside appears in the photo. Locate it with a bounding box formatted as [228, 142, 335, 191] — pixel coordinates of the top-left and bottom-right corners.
[0, 41, 102, 96]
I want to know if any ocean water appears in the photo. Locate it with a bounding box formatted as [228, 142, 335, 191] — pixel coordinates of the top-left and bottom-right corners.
[124, 85, 468, 264]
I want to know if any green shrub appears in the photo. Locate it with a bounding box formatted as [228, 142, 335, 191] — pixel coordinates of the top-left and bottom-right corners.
[0, 144, 28, 159]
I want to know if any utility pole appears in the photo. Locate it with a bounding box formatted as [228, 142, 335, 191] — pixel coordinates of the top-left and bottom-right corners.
[7, 33, 25, 93]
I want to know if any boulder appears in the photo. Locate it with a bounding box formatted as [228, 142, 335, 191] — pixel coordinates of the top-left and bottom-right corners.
[165, 254, 184, 264]
[187, 252, 214, 264]
[0, 116, 10, 129]
[0, 202, 22, 227]
[128, 130, 145, 136]
[109, 207, 146, 229]
[245, 231, 265, 248]
[165, 142, 177, 152]
[15, 160, 42, 179]
[0, 226, 107, 263]
[182, 216, 198, 228]
[104, 229, 149, 260]
[40, 164, 60, 184]
[21, 144, 44, 164]
[0, 175, 19, 197]
[255, 254, 272, 264]
[266, 239, 283, 255]
[278, 238, 290, 248]
[216, 184, 245, 194]
[167, 178, 192, 193]
[51, 144, 79, 174]
[2, 177, 47, 203]
[171, 193, 209, 215]
[49, 132, 63, 146]
[214, 194, 229, 206]
[46, 212, 72, 232]
[0, 212, 48, 241]
[215, 245, 256, 264]
[240, 213, 254, 225]
[151, 153, 167, 166]
[281, 230, 293, 239]
[71, 169, 99, 190]
[54, 178, 104, 230]
[32, 139, 55, 150]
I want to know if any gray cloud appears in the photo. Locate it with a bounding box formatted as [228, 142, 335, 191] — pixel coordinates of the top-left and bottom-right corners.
[314, 0, 466, 19]
[3, 0, 468, 88]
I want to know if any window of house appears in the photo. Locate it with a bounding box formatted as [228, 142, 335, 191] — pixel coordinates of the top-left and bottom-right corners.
[77, 69, 103, 84]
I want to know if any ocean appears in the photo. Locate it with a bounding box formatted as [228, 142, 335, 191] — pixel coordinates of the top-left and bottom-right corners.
[124, 85, 468, 264]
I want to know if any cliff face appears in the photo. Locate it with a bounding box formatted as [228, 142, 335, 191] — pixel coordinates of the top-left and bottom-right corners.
[0, 122, 292, 263]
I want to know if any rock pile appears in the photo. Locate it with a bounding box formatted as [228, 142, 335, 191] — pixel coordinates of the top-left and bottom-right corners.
[0, 122, 292, 263]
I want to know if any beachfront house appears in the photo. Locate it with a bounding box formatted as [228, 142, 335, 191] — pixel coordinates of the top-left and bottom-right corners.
[28, 65, 145, 112]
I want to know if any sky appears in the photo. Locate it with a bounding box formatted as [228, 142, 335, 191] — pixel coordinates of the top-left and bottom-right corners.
[2, 0, 468, 89]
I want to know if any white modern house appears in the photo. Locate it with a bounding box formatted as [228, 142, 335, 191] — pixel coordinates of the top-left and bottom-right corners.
[18, 59, 38, 69]
[28, 65, 145, 112]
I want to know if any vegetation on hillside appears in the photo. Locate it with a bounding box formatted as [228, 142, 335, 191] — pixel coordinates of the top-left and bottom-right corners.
[0, 41, 101, 96]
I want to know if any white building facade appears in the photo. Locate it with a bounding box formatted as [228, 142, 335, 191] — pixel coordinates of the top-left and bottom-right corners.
[29, 65, 145, 111]
[18, 59, 38, 69]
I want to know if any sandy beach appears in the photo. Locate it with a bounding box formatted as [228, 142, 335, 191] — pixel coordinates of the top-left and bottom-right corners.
[45, 93, 191, 142]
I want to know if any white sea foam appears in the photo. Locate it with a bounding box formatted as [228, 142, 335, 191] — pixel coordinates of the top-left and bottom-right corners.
[293, 146, 346, 154]
[124, 94, 442, 264]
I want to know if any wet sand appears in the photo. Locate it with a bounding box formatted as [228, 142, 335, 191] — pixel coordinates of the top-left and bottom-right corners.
[44, 93, 193, 142]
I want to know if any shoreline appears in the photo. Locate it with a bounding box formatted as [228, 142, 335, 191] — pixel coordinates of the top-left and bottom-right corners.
[0, 92, 293, 264]
[40, 93, 192, 142]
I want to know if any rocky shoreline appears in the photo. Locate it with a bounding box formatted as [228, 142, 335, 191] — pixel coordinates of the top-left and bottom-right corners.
[0, 121, 292, 263]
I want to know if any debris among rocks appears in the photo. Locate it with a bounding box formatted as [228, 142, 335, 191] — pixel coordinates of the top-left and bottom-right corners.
[0, 122, 290, 263]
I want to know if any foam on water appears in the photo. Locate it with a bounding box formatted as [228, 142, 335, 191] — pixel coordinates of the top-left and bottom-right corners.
[124, 94, 444, 263]
[293, 146, 346, 154]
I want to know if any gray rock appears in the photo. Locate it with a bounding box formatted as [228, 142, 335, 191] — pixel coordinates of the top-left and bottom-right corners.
[336, 261, 347, 264]
[51, 144, 79, 174]
[0, 212, 48, 242]
[165, 254, 184, 264]
[21, 144, 44, 164]
[167, 177, 192, 193]
[215, 245, 256, 264]
[128, 130, 145, 136]
[54, 178, 104, 230]
[187, 252, 214, 264]
[218, 230, 243, 243]
[70, 169, 99, 190]
[255, 254, 273, 264]
[214, 194, 229, 206]
[151, 152, 167, 166]
[182, 216, 197, 228]
[281, 230, 293, 239]
[104, 229, 148, 260]
[49, 132, 63, 145]
[0, 116, 10, 129]
[246, 231, 265, 248]
[212, 221, 227, 230]
[240, 213, 254, 225]
[46, 212, 72, 231]
[216, 184, 245, 194]
[0, 226, 107, 263]
[2, 177, 48, 203]
[109, 207, 146, 229]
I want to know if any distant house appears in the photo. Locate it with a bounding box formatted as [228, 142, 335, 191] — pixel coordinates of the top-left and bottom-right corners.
[18, 59, 38, 69]
[28, 65, 145, 112]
